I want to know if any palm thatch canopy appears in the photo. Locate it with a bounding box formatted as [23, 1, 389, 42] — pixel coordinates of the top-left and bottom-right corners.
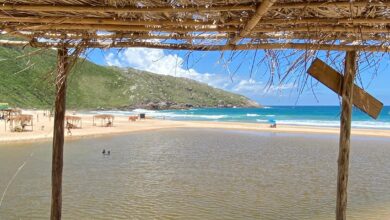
[93, 114, 114, 120]
[65, 115, 82, 128]
[2, 108, 22, 118]
[92, 114, 114, 127]
[9, 114, 32, 122]
[64, 115, 81, 121]
[8, 114, 34, 131]
[0, 2, 387, 220]
[1, 0, 390, 52]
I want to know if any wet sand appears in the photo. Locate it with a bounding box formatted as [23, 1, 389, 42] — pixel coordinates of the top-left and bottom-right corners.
[0, 129, 389, 219]
[1, 110, 390, 144]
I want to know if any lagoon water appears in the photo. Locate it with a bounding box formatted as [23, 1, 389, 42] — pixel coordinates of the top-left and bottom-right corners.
[1, 129, 390, 219]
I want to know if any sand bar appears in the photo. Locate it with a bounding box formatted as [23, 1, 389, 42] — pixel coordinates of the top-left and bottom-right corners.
[1, 109, 389, 144]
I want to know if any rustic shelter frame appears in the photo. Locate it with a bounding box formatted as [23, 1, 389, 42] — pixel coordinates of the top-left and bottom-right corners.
[0, 1, 388, 219]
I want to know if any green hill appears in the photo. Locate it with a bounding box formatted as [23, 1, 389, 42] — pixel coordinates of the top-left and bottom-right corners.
[0, 46, 259, 110]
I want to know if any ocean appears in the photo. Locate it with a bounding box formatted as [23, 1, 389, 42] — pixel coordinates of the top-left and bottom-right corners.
[90, 106, 390, 129]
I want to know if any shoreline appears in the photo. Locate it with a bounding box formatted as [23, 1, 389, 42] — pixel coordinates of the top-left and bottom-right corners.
[1, 110, 390, 144]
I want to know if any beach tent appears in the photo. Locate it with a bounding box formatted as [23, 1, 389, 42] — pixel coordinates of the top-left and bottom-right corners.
[0, 1, 388, 219]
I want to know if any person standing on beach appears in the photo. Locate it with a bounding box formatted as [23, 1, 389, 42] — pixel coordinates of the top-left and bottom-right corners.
[66, 122, 72, 136]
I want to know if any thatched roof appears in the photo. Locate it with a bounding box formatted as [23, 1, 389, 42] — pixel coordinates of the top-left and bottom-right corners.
[1, 0, 390, 52]
[2, 108, 22, 114]
[65, 115, 81, 121]
[8, 114, 33, 122]
[93, 114, 114, 120]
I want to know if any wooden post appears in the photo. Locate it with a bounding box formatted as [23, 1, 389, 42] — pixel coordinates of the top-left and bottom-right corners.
[51, 48, 69, 220]
[336, 51, 357, 220]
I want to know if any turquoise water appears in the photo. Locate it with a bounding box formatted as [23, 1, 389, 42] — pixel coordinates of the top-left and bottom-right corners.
[93, 106, 390, 129]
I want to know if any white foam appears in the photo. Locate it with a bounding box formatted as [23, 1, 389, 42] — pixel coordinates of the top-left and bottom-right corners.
[246, 114, 260, 117]
[166, 114, 228, 119]
[132, 109, 156, 113]
[199, 115, 227, 119]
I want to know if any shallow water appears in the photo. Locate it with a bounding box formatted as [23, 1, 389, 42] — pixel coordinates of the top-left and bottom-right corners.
[0, 129, 390, 219]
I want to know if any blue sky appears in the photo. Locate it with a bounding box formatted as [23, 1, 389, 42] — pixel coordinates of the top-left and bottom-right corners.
[85, 48, 389, 106]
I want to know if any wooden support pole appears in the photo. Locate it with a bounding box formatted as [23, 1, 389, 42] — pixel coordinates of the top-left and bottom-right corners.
[51, 47, 69, 220]
[336, 51, 357, 220]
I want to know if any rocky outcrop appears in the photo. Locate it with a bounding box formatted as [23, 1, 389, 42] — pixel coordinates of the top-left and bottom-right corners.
[128, 100, 261, 110]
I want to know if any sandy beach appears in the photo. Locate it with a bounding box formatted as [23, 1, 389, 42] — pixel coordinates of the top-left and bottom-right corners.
[1, 109, 389, 144]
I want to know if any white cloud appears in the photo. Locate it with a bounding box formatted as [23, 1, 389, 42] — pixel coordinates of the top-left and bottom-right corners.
[105, 53, 122, 67]
[105, 48, 222, 86]
[232, 79, 295, 95]
[105, 48, 295, 99]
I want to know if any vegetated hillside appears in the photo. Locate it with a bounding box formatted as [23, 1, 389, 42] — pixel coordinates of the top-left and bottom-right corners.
[0, 46, 260, 109]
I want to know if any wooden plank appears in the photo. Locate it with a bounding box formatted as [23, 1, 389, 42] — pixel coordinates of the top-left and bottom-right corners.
[307, 58, 383, 119]
[228, 0, 276, 45]
[336, 51, 357, 220]
[2, 40, 390, 52]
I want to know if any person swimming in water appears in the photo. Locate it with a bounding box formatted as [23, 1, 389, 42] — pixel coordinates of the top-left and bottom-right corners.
[102, 149, 111, 156]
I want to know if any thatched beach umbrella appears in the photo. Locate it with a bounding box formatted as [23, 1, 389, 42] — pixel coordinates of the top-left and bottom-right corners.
[64, 115, 82, 128]
[8, 114, 33, 132]
[92, 114, 114, 127]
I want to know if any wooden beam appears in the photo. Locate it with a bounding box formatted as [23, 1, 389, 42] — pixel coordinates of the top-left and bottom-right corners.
[54, 42, 390, 53]
[250, 26, 390, 34]
[2, 39, 390, 52]
[0, 3, 255, 13]
[0, 16, 242, 27]
[271, 1, 390, 9]
[18, 31, 390, 42]
[229, 0, 276, 45]
[4, 15, 390, 28]
[13, 23, 238, 33]
[0, 1, 387, 14]
[31, 32, 230, 40]
[8, 23, 390, 35]
[51, 47, 69, 220]
[257, 18, 390, 26]
[337, 51, 357, 220]
[0, 39, 30, 46]
[307, 58, 383, 119]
